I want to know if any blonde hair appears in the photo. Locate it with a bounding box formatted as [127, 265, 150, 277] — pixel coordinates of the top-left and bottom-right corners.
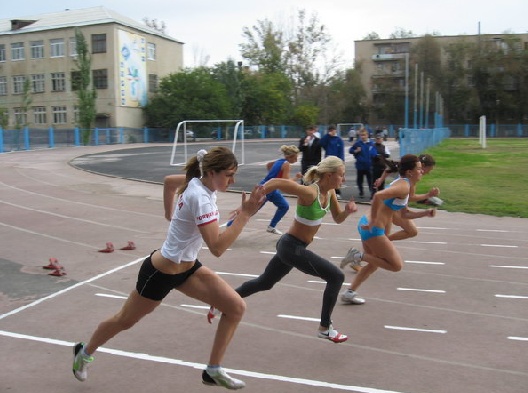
[280, 144, 299, 157]
[303, 156, 344, 184]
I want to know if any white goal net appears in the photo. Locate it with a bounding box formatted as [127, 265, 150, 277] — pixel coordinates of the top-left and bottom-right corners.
[169, 120, 245, 166]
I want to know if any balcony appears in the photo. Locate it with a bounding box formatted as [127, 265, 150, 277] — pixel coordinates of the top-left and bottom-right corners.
[372, 53, 406, 61]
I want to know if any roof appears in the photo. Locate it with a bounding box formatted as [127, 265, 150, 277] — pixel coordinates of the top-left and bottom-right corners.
[0, 6, 182, 43]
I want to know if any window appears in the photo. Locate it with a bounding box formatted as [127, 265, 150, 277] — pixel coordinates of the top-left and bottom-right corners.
[92, 69, 108, 89]
[69, 37, 77, 56]
[0, 76, 7, 95]
[0, 44, 6, 62]
[51, 72, 66, 92]
[12, 75, 26, 94]
[148, 74, 158, 93]
[31, 74, 45, 93]
[52, 106, 67, 124]
[91, 34, 107, 53]
[50, 38, 65, 57]
[34, 106, 47, 124]
[13, 107, 28, 126]
[147, 42, 156, 60]
[30, 40, 44, 59]
[11, 42, 25, 60]
[71, 71, 82, 91]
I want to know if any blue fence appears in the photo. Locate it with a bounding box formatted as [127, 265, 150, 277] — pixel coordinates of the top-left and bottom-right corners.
[0, 123, 525, 154]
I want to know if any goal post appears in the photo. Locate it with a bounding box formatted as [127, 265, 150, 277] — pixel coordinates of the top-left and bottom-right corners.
[479, 115, 487, 148]
[169, 120, 245, 166]
[336, 122, 364, 138]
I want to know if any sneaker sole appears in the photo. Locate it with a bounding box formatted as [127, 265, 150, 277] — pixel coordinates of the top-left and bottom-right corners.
[202, 370, 245, 390]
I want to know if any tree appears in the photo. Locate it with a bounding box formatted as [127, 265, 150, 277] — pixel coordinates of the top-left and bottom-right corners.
[240, 72, 292, 125]
[144, 67, 233, 128]
[15, 79, 32, 129]
[73, 28, 97, 145]
[240, 19, 286, 74]
[211, 60, 244, 117]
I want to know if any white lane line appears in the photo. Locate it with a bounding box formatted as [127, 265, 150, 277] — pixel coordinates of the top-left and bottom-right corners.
[480, 244, 518, 248]
[277, 314, 320, 322]
[0, 329, 406, 393]
[477, 229, 510, 233]
[180, 304, 210, 310]
[385, 326, 447, 334]
[397, 288, 446, 293]
[490, 265, 528, 269]
[495, 294, 528, 299]
[508, 336, 528, 341]
[416, 226, 450, 230]
[95, 293, 127, 299]
[216, 271, 259, 278]
[260, 251, 276, 255]
[405, 260, 445, 265]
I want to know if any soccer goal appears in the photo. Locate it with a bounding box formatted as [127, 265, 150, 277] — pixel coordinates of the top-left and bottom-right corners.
[336, 123, 364, 139]
[169, 120, 245, 166]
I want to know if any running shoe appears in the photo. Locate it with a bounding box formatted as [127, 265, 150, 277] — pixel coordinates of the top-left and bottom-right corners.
[317, 325, 348, 343]
[266, 226, 283, 235]
[341, 289, 366, 305]
[72, 342, 94, 381]
[202, 367, 246, 389]
[207, 306, 221, 323]
[340, 247, 363, 269]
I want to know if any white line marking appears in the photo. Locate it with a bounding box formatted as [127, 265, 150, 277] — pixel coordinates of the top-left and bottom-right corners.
[416, 226, 449, 230]
[477, 229, 510, 233]
[480, 244, 518, 248]
[495, 294, 528, 299]
[215, 271, 259, 278]
[397, 288, 446, 293]
[405, 260, 445, 265]
[0, 329, 406, 393]
[491, 265, 528, 269]
[508, 336, 528, 341]
[95, 293, 127, 299]
[277, 314, 320, 322]
[385, 326, 447, 334]
[414, 241, 447, 245]
[180, 304, 210, 310]
[260, 251, 276, 255]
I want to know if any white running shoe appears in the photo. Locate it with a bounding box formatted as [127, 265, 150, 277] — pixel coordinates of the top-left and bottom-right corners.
[341, 289, 366, 305]
[207, 306, 221, 323]
[72, 342, 94, 381]
[266, 226, 283, 235]
[317, 325, 348, 343]
[202, 367, 246, 389]
[340, 247, 363, 269]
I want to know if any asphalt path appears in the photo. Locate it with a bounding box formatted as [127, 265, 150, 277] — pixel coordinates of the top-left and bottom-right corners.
[1, 143, 527, 393]
[68, 138, 401, 201]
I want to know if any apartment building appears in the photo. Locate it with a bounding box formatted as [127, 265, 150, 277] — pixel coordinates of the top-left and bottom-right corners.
[354, 33, 528, 125]
[0, 6, 183, 129]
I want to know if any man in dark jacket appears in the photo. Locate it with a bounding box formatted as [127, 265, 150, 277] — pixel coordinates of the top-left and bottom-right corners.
[350, 128, 376, 199]
[371, 134, 391, 196]
[298, 125, 322, 178]
[320, 125, 345, 196]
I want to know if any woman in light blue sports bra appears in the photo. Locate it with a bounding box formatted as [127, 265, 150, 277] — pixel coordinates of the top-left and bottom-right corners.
[209, 156, 359, 343]
[340, 154, 436, 305]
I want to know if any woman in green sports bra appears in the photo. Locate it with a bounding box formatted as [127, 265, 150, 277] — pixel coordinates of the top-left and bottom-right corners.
[208, 156, 359, 343]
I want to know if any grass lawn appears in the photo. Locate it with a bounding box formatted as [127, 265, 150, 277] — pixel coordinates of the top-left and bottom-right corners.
[411, 138, 528, 218]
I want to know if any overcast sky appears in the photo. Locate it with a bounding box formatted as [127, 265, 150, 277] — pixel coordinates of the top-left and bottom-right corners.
[4, 1, 528, 68]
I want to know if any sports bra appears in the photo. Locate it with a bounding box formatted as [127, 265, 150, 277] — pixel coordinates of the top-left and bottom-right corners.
[383, 178, 410, 211]
[295, 183, 330, 226]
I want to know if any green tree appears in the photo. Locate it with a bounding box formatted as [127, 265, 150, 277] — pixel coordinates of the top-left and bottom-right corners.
[0, 107, 8, 129]
[211, 60, 244, 117]
[240, 19, 286, 74]
[15, 79, 32, 129]
[73, 28, 97, 145]
[144, 67, 233, 128]
[240, 72, 292, 125]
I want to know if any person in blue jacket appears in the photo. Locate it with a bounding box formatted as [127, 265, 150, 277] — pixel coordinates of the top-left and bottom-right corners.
[350, 128, 377, 199]
[320, 125, 345, 197]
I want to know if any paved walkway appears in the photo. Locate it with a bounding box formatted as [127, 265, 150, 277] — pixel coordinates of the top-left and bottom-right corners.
[1, 144, 527, 393]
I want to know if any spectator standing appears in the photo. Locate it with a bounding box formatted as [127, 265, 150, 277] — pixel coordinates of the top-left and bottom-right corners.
[320, 125, 345, 197]
[350, 129, 376, 199]
[371, 134, 391, 197]
[298, 125, 322, 178]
